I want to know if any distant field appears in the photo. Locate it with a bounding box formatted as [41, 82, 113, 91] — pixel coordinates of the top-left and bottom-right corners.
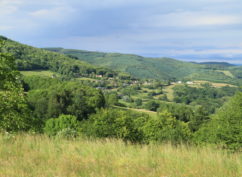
[163, 81, 237, 101]
[0, 134, 241, 177]
[216, 70, 234, 78]
[20, 70, 57, 77]
[113, 105, 157, 117]
[193, 80, 237, 88]
[163, 84, 182, 101]
[76, 77, 97, 82]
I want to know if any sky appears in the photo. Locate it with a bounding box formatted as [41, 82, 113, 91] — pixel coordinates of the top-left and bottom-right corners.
[1, 0, 242, 64]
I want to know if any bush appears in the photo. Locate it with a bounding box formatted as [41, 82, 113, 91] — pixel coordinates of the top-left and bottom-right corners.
[194, 92, 242, 151]
[84, 109, 149, 142]
[143, 111, 191, 144]
[44, 115, 79, 136]
[144, 101, 160, 111]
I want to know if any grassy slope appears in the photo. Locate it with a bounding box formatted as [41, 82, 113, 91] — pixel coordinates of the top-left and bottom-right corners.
[0, 134, 241, 177]
[45, 48, 242, 84]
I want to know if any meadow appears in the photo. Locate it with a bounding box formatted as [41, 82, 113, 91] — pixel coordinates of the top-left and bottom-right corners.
[0, 134, 241, 177]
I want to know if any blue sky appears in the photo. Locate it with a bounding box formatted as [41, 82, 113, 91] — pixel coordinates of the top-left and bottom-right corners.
[1, 0, 242, 63]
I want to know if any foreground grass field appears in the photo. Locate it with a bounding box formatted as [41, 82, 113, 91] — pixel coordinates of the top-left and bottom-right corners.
[0, 134, 241, 177]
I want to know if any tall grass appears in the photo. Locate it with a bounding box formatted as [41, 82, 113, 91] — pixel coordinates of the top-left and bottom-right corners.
[0, 134, 241, 177]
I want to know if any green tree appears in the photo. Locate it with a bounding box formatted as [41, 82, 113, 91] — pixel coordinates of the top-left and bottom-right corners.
[86, 109, 149, 142]
[0, 42, 31, 131]
[27, 82, 105, 121]
[143, 111, 191, 144]
[105, 93, 119, 107]
[194, 92, 242, 151]
[135, 98, 143, 107]
[145, 101, 160, 111]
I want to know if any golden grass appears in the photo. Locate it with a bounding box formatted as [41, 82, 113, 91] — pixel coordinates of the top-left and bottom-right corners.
[0, 134, 241, 177]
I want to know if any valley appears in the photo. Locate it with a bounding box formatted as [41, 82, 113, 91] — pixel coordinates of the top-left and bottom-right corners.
[0, 36, 241, 177]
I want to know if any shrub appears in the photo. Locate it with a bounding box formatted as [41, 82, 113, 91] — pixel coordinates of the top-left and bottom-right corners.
[85, 109, 149, 142]
[44, 115, 79, 136]
[143, 111, 191, 144]
[144, 101, 160, 111]
[194, 92, 242, 151]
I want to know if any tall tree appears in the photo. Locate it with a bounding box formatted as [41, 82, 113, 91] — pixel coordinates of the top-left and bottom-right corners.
[0, 41, 31, 131]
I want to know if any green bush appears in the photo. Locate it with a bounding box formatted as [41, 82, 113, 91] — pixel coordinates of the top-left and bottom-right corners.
[143, 111, 191, 144]
[194, 92, 242, 151]
[85, 109, 149, 142]
[44, 115, 79, 136]
[144, 101, 160, 111]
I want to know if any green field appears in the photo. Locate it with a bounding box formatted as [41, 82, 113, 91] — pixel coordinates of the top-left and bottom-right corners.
[0, 134, 241, 177]
[216, 70, 234, 78]
[20, 70, 57, 77]
[113, 106, 157, 117]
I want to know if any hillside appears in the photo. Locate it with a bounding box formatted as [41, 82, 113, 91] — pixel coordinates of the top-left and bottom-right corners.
[45, 48, 242, 84]
[0, 36, 118, 78]
[1, 35, 242, 85]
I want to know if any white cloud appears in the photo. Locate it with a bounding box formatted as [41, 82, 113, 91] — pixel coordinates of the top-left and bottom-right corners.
[30, 7, 76, 22]
[172, 49, 242, 55]
[146, 11, 241, 28]
[0, 26, 14, 31]
[1, 0, 242, 63]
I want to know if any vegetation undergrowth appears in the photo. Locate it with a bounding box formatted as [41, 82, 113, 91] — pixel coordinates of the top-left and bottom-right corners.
[0, 133, 241, 177]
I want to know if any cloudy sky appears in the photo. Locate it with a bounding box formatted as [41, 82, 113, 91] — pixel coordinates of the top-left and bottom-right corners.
[1, 0, 242, 63]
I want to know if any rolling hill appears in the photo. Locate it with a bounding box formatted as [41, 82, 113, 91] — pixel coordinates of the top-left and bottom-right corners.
[1, 35, 241, 85]
[45, 47, 242, 85]
[0, 36, 118, 78]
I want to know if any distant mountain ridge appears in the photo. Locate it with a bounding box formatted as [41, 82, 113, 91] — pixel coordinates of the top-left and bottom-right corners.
[198, 62, 235, 66]
[45, 47, 242, 85]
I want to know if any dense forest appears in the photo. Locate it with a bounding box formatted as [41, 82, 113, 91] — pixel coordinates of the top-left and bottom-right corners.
[0, 36, 241, 152]
[45, 47, 242, 84]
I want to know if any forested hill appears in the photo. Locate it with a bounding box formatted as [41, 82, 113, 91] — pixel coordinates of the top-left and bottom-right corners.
[199, 62, 234, 66]
[1, 35, 242, 84]
[45, 47, 242, 84]
[0, 36, 118, 78]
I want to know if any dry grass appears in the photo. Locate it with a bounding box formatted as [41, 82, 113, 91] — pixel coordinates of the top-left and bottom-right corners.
[0, 134, 241, 177]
